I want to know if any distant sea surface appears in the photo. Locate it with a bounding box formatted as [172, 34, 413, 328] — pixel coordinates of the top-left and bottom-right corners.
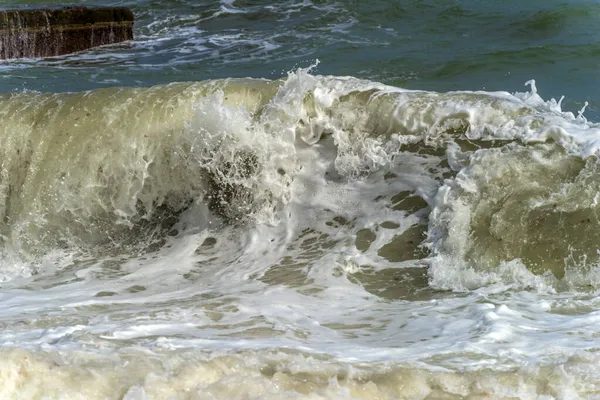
[2, 1, 600, 399]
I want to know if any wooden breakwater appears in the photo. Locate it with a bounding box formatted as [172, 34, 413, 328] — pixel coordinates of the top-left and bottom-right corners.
[0, 7, 134, 59]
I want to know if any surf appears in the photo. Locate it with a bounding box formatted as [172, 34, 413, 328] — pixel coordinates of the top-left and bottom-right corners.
[1, 68, 599, 292]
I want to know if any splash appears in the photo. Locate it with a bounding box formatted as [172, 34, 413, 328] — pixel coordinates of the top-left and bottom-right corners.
[1, 71, 600, 291]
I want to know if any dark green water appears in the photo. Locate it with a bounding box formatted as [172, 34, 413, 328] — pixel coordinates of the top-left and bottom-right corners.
[2, 0, 599, 117]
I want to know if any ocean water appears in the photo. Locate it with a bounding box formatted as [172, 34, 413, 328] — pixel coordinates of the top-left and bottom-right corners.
[2, 1, 600, 399]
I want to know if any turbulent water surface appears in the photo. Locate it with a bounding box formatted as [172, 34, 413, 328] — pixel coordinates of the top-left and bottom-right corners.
[2, 1, 600, 399]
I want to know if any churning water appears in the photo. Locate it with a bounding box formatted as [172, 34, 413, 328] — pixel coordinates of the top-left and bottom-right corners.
[2, 1, 600, 399]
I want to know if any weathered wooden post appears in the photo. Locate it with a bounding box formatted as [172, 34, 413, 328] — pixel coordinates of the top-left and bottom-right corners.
[0, 7, 134, 59]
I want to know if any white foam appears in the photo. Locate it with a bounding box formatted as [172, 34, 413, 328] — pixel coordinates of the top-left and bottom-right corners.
[4, 71, 600, 397]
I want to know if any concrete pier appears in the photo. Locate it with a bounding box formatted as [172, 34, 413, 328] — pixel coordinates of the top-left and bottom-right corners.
[0, 7, 134, 59]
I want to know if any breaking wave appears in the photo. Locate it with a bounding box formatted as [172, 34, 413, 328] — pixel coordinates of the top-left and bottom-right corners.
[2, 67, 600, 291]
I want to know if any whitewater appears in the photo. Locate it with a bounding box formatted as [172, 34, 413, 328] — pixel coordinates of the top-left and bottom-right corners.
[3, 0, 600, 398]
[1, 64, 600, 398]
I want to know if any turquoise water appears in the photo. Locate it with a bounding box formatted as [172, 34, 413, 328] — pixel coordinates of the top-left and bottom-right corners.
[4, 1, 600, 399]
